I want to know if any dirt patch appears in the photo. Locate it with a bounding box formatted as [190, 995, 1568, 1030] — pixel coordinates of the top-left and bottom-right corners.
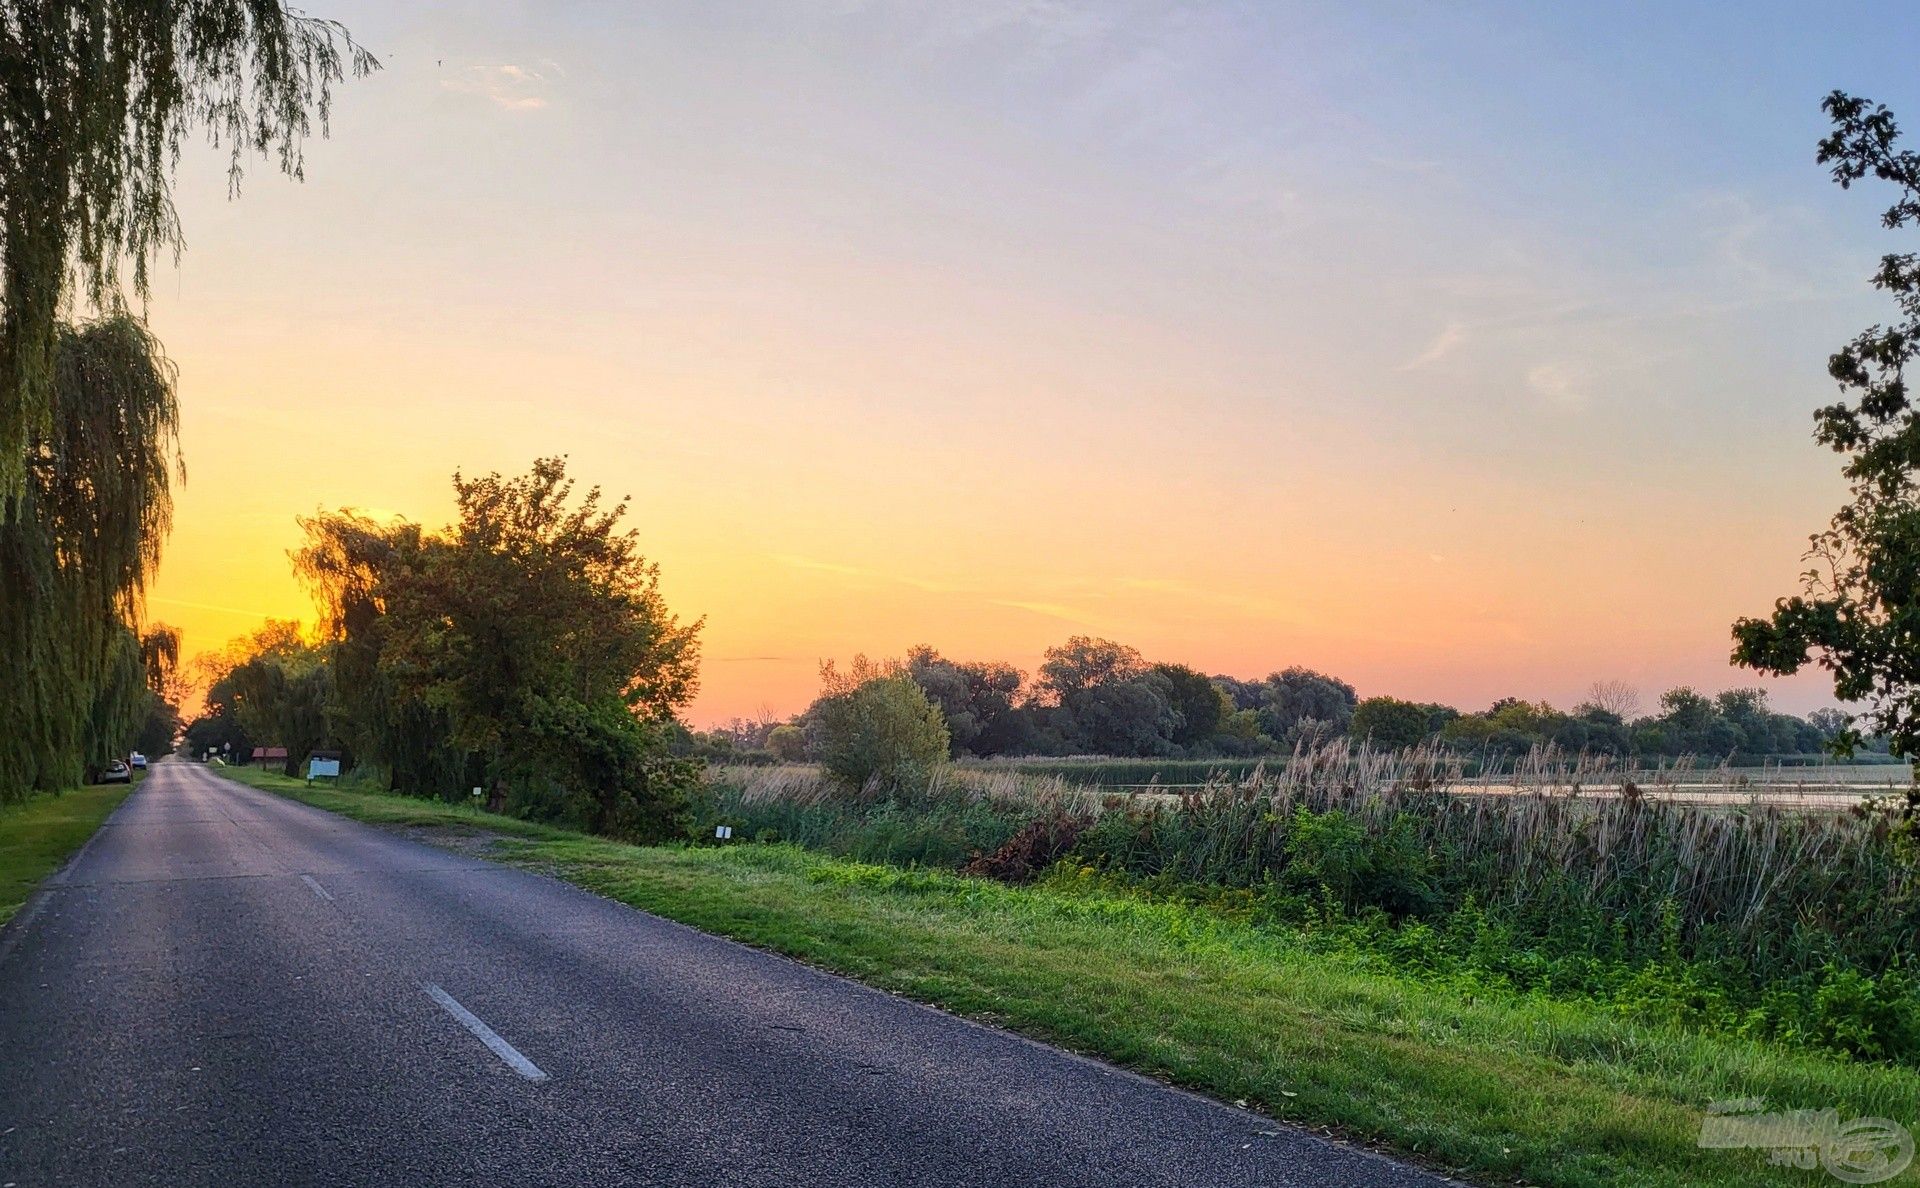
[391, 822, 524, 859]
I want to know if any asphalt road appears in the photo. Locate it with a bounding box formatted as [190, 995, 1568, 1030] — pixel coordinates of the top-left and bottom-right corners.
[0, 761, 1454, 1187]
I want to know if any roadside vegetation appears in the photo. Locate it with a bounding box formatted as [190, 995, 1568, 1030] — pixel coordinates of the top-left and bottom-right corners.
[183, 458, 705, 840]
[221, 761, 1919, 1188]
[0, 776, 140, 923]
[701, 747, 1920, 1064]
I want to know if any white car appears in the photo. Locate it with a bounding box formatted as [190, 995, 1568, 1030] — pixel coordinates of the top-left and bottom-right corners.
[129, 752, 148, 770]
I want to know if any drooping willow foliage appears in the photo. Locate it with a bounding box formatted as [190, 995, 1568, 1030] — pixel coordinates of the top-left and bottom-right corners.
[0, 0, 376, 506]
[0, 315, 179, 798]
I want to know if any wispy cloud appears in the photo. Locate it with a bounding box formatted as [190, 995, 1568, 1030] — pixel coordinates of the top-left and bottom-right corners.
[442, 62, 558, 111]
[1396, 321, 1468, 372]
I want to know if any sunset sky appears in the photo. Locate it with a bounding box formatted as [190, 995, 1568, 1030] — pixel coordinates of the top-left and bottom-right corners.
[139, 1, 1917, 725]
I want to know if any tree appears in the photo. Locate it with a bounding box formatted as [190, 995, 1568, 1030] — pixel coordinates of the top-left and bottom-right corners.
[905, 646, 1026, 756]
[810, 668, 950, 791]
[767, 724, 807, 761]
[291, 511, 472, 794]
[0, 2, 373, 506]
[0, 318, 180, 795]
[1257, 667, 1359, 742]
[1037, 637, 1145, 703]
[1065, 673, 1181, 756]
[1733, 93, 1920, 808]
[318, 458, 705, 836]
[1153, 662, 1229, 748]
[1350, 697, 1432, 750]
[197, 623, 331, 775]
[1583, 680, 1641, 721]
[1810, 707, 1851, 742]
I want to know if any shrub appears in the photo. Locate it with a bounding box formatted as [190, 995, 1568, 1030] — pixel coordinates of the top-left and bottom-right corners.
[812, 675, 950, 792]
[767, 724, 807, 761]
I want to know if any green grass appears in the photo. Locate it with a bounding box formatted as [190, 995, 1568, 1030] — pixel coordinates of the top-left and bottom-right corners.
[0, 774, 140, 924]
[218, 766, 1920, 1188]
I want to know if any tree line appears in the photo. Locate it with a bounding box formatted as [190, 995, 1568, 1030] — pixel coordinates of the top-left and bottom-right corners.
[672, 636, 1870, 785]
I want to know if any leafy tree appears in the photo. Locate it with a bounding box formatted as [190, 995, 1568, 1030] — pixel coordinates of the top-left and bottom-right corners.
[810, 665, 950, 791]
[1153, 662, 1229, 748]
[315, 459, 704, 836]
[1657, 688, 1716, 734]
[1350, 696, 1432, 749]
[1257, 667, 1359, 742]
[217, 629, 331, 776]
[292, 511, 473, 795]
[1037, 637, 1145, 703]
[1810, 707, 1851, 742]
[905, 646, 1026, 756]
[1212, 707, 1271, 755]
[767, 724, 807, 761]
[1733, 93, 1920, 806]
[1064, 672, 1181, 756]
[1212, 675, 1266, 712]
[0, 318, 179, 795]
[0, 2, 373, 505]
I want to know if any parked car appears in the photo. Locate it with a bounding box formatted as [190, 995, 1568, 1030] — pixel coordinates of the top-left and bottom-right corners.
[97, 760, 131, 785]
[129, 752, 148, 770]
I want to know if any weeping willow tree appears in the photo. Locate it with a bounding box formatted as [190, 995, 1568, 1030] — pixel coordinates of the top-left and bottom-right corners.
[0, 1, 376, 507]
[0, 316, 179, 797]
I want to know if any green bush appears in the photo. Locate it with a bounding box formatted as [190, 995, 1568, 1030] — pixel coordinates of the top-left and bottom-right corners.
[812, 675, 950, 792]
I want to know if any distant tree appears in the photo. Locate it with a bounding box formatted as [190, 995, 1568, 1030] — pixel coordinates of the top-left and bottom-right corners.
[1033, 637, 1183, 755]
[1350, 697, 1432, 750]
[1584, 680, 1641, 721]
[767, 724, 807, 762]
[1213, 708, 1271, 755]
[1810, 707, 1851, 742]
[1065, 672, 1181, 756]
[1153, 662, 1229, 749]
[1733, 93, 1920, 809]
[1257, 667, 1359, 742]
[183, 687, 251, 762]
[133, 695, 181, 757]
[1037, 637, 1146, 703]
[1212, 675, 1266, 712]
[224, 646, 331, 776]
[1656, 688, 1716, 734]
[905, 646, 1026, 756]
[810, 667, 950, 791]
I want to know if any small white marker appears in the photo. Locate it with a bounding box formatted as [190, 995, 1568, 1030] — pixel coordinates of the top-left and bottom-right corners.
[299, 874, 334, 902]
[420, 982, 548, 1082]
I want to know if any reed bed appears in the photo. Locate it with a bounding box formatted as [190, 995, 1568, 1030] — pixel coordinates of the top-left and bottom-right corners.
[703, 743, 1920, 1058]
[1075, 742, 1918, 979]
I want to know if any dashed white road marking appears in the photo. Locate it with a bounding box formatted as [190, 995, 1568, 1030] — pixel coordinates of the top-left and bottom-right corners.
[298, 875, 335, 902]
[420, 982, 549, 1082]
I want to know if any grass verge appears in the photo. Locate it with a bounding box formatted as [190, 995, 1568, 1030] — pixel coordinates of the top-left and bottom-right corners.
[218, 765, 1920, 1188]
[0, 775, 139, 924]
